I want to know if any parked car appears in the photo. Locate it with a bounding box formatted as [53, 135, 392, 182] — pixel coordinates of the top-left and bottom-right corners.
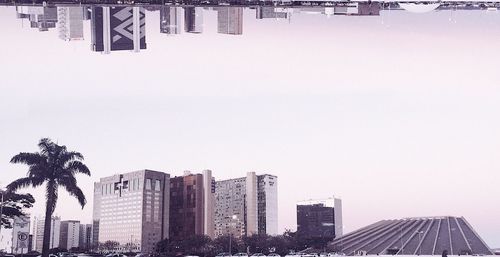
[216, 253, 232, 257]
[233, 253, 249, 257]
[251, 254, 266, 257]
[268, 254, 281, 257]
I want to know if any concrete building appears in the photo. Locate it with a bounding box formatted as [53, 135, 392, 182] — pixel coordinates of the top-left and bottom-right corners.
[184, 7, 203, 33]
[160, 7, 182, 34]
[11, 216, 30, 254]
[34, 216, 61, 252]
[256, 7, 288, 19]
[78, 224, 92, 251]
[329, 217, 494, 256]
[92, 170, 170, 253]
[16, 6, 58, 32]
[90, 6, 147, 53]
[57, 7, 84, 41]
[214, 172, 278, 238]
[216, 7, 243, 35]
[59, 220, 80, 250]
[169, 170, 215, 239]
[296, 198, 342, 239]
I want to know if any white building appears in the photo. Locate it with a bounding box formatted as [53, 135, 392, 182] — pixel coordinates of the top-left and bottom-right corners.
[57, 7, 84, 41]
[34, 216, 61, 252]
[11, 216, 30, 254]
[214, 172, 278, 238]
[60, 220, 80, 250]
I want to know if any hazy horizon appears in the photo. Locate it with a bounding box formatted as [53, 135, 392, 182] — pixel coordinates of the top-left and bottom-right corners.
[1, 5, 499, 250]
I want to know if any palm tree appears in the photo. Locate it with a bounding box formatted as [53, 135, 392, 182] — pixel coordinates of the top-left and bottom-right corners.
[7, 138, 91, 257]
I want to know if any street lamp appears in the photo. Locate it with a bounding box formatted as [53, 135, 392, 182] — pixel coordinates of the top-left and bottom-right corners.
[0, 189, 5, 236]
[229, 215, 238, 256]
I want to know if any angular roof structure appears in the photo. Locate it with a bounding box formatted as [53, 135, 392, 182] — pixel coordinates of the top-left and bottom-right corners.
[328, 217, 493, 256]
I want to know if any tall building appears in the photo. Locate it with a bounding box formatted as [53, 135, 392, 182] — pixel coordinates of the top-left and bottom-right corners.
[169, 170, 215, 239]
[214, 172, 278, 238]
[16, 6, 58, 32]
[91, 6, 146, 53]
[184, 7, 203, 33]
[160, 7, 182, 34]
[92, 170, 170, 254]
[57, 7, 84, 41]
[256, 7, 288, 19]
[11, 216, 30, 254]
[78, 224, 92, 251]
[34, 216, 61, 252]
[216, 7, 243, 35]
[296, 198, 343, 239]
[59, 220, 80, 250]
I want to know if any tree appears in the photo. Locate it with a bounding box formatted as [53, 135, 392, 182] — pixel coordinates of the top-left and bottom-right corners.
[0, 191, 35, 229]
[7, 138, 91, 257]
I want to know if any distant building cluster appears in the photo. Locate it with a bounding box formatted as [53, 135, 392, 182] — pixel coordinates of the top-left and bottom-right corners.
[12, 4, 381, 54]
[89, 169, 281, 253]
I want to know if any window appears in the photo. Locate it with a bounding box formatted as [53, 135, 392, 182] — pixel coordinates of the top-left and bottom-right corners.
[146, 179, 152, 190]
[155, 180, 161, 191]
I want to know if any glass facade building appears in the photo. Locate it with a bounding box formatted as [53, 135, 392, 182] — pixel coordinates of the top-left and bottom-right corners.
[92, 170, 170, 253]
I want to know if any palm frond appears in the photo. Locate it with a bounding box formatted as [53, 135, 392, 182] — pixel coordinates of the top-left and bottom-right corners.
[65, 161, 91, 176]
[6, 177, 41, 192]
[60, 179, 87, 208]
[38, 138, 55, 155]
[10, 152, 46, 165]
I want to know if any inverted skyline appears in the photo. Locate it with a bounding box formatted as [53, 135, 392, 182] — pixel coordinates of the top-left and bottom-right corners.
[0, 5, 499, 250]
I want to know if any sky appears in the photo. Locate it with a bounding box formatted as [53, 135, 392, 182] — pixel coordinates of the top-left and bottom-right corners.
[0, 6, 500, 250]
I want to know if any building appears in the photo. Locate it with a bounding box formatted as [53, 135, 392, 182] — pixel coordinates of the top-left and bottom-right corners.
[160, 7, 182, 34]
[328, 216, 494, 256]
[92, 170, 170, 254]
[11, 216, 30, 254]
[169, 170, 215, 239]
[184, 7, 203, 33]
[57, 7, 84, 41]
[79, 224, 92, 251]
[59, 220, 80, 250]
[214, 172, 278, 238]
[34, 216, 61, 252]
[296, 198, 342, 239]
[16, 6, 58, 32]
[216, 7, 243, 35]
[256, 7, 288, 19]
[90, 6, 147, 53]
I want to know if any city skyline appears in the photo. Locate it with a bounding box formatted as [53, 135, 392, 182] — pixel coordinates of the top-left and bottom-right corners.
[1, 3, 500, 251]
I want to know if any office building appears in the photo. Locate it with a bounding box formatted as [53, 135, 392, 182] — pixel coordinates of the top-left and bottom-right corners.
[256, 7, 288, 19]
[91, 6, 147, 53]
[214, 172, 278, 238]
[216, 7, 243, 35]
[329, 217, 494, 256]
[59, 220, 80, 250]
[16, 6, 58, 32]
[160, 7, 182, 34]
[34, 216, 61, 252]
[79, 224, 92, 251]
[297, 198, 342, 239]
[11, 216, 30, 254]
[57, 7, 84, 41]
[92, 170, 170, 253]
[184, 7, 203, 33]
[169, 170, 215, 239]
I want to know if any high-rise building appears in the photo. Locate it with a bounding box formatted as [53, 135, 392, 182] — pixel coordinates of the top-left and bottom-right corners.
[169, 170, 215, 239]
[34, 216, 61, 252]
[78, 224, 92, 251]
[216, 7, 243, 35]
[57, 7, 84, 41]
[184, 7, 203, 33]
[16, 6, 58, 32]
[160, 7, 182, 34]
[256, 7, 288, 19]
[214, 172, 278, 238]
[11, 216, 30, 254]
[59, 220, 80, 250]
[90, 6, 146, 53]
[92, 170, 170, 254]
[296, 198, 343, 239]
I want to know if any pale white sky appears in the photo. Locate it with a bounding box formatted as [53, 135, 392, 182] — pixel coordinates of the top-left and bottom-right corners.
[0, 6, 499, 250]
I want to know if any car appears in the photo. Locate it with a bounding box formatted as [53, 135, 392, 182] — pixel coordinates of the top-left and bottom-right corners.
[233, 254, 249, 257]
[216, 253, 232, 257]
[268, 254, 281, 257]
[251, 254, 266, 257]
